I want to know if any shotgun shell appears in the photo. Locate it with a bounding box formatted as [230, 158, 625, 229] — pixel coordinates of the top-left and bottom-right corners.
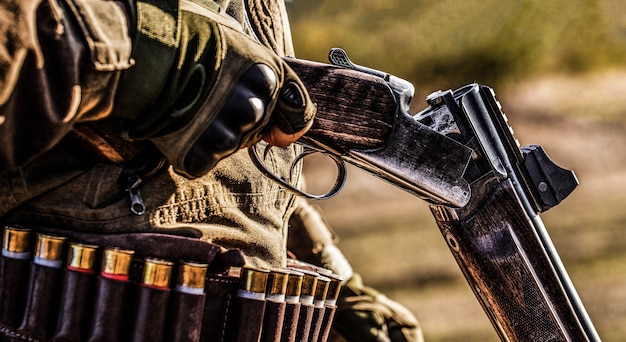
[314, 276, 330, 308]
[265, 269, 289, 302]
[67, 243, 98, 273]
[238, 267, 269, 300]
[295, 269, 318, 306]
[175, 261, 208, 295]
[324, 273, 343, 307]
[142, 258, 174, 290]
[101, 247, 134, 281]
[34, 234, 66, 268]
[2, 226, 31, 260]
[285, 270, 304, 304]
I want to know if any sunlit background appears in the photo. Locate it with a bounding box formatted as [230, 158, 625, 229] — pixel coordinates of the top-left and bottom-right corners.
[286, 1, 626, 341]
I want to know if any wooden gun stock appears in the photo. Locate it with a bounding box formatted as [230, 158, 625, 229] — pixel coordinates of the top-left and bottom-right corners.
[285, 57, 396, 152]
[432, 180, 592, 341]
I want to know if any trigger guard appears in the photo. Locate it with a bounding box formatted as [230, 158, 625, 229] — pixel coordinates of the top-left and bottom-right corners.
[248, 144, 346, 200]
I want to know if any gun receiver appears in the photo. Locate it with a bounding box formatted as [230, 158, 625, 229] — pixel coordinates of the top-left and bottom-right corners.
[250, 49, 600, 341]
[267, 49, 475, 206]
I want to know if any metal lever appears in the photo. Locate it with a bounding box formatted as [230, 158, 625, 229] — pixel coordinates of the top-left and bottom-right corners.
[248, 144, 348, 200]
[328, 48, 389, 80]
[522, 144, 579, 212]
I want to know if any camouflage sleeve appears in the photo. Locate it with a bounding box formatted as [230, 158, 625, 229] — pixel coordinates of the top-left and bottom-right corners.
[0, 0, 132, 172]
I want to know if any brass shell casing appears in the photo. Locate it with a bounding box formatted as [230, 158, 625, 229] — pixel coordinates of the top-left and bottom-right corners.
[101, 247, 134, 276]
[142, 258, 174, 288]
[266, 269, 289, 296]
[239, 267, 269, 294]
[2, 227, 31, 253]
[298, 270, 319, 297]
[285, 270, 304, 297]
[35, 234, 66, 261]
[176, 261, 208, 289]
[325, 273, 343, 302]
[314, 276, 330, 302]
[67, 243, 98, 271]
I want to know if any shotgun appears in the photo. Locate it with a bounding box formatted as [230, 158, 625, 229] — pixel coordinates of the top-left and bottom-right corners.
[250, 48, 600, 341]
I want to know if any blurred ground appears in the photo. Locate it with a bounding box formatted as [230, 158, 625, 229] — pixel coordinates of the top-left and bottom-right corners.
[301, 69, 626, 341]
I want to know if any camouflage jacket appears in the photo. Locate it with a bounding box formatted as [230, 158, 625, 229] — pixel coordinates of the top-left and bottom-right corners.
[0, 0, 301, 269]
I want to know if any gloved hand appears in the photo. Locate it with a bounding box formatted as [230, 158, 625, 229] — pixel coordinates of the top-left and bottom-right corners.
[329, 273, 424, 342]
[113, 0, 315, 178]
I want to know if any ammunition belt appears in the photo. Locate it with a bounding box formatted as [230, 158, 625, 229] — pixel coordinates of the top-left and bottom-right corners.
[0, 226, 341, 342]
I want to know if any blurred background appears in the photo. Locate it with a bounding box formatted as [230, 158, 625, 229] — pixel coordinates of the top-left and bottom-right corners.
[286, 1, 626, 341]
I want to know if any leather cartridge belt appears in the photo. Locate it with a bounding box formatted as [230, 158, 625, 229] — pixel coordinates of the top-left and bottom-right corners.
[0, 226, 341, 342]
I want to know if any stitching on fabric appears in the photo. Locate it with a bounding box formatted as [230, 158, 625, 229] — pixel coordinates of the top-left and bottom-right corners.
[220, 293, 233, 342]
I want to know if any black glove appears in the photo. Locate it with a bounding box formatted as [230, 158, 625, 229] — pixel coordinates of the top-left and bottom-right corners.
[113, 0, 315, 178]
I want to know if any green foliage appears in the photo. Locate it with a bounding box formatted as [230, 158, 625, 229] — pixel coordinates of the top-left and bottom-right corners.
[287, 0, 626, 90]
